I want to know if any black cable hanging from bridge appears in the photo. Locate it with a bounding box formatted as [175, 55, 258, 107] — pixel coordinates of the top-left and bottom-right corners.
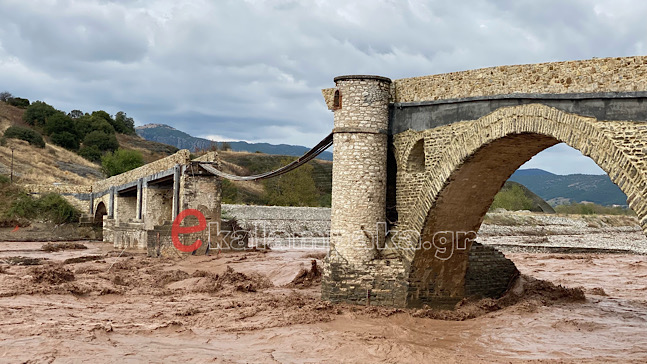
[199, 132, 333, 181]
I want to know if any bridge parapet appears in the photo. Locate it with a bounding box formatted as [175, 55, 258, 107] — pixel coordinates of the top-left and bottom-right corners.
[323, 56, 647, 109]
[92, 149, 191, 193]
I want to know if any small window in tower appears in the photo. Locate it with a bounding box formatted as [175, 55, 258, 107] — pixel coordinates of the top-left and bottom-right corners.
[333, 89, 342, 110]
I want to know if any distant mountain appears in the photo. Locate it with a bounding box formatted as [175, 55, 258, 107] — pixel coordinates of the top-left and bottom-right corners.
[509, 169, 627, 206]
[511, 168, 556, 177]
[136, 124, 333, 161]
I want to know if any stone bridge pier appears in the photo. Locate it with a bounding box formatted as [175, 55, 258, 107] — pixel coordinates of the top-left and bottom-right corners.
[321, 56, 647, 308]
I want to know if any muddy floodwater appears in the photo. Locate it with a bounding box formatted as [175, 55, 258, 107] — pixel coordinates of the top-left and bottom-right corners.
[0, 240, 645, 363]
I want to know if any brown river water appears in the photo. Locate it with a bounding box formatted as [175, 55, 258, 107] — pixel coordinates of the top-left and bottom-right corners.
[0, 240, 645, 363]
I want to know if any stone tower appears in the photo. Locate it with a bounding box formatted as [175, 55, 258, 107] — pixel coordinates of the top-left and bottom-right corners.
[322, 75, 407, 306]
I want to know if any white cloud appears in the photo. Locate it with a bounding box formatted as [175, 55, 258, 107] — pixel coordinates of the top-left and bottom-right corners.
[202, 134, 248, 143]
[519, 144, 606, 175]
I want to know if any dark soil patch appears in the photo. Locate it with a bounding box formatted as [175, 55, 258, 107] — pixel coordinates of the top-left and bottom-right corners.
[287, 260, 322, 288]
[302, 252, 327, 260]
[409, 275, 586, 321]
[41, 242, 87, 252]
[63, 255, 104, 264]
[1, 256, 45, 266]
[192, 266, 273, 293]
[30, 265, 75, 284]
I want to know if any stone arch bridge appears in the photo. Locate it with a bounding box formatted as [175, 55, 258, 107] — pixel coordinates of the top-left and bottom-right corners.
[25, 150, 223, 255]
[320, 56, 647, 308]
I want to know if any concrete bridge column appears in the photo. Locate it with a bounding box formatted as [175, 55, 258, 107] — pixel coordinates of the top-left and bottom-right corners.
[88, 192, 94, 215]
[108, 187, 115, 219]
[136, 178, 143, 220]
[172, 164, 181, 220]
[323, 75, 408, 306]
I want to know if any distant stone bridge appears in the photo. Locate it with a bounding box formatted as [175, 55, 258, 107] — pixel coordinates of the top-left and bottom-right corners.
[320, 56, 647, 308]
[25, 150, 222, 255]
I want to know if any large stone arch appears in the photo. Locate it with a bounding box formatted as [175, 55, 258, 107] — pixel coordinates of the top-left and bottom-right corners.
[392, 104, 647, 306]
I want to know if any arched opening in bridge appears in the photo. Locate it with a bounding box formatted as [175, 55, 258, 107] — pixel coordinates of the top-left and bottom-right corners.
[407, 139, 426, 173]
[94, 202, 107, 225]
[407, 131, 639, 307]
[492, 142, 631, 212]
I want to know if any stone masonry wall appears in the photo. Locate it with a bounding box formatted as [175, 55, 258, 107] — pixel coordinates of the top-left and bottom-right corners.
[392, 104, 647, 306]
[322, 75, 408, 306]
[221, 204, 331, 238]
[329, 76, 391, 262]
[322, 56, 647, 108]
[93, 149, 191, 193]
[23, 184, 92, 212]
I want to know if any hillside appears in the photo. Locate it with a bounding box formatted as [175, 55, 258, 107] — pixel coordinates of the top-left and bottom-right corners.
[0, 102, 102, 185]
[509, 168, 628, 206]
[0, 102, 178, 185]
[216, 150, 332, 206]
[1, 101, 332, 206]
[136, 123, 333, 161]
[493, 181, 556, 213]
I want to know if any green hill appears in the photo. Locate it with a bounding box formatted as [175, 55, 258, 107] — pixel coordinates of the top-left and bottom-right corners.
[490, 181, 556, 213]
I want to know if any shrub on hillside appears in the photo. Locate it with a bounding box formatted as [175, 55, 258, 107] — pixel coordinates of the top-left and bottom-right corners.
[44, 112, 75, 135]
[83, 131, 118, 153]
[221, 179, 238, 204]
[3, 126, 45, 148]
[7, 97, 30, 108]
[101, 149, 145, 177]
[50, 131, 80, 151]
[23, 101, 58, 126]
[263, 159, 319, 207]
[6, 192, 81, 224]
[490, 184, 535, 211]
[114, 111, 136, 135]
[78, 145, 103, 162]
[0, 175, 9, 184]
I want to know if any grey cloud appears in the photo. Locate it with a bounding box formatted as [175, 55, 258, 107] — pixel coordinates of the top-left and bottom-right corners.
[0, 0, 645, 171]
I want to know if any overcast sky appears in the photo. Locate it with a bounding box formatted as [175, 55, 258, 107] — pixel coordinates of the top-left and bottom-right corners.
[1, 0, 645, 175]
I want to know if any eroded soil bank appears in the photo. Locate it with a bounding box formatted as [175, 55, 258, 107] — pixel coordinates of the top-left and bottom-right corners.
[0, 240, 645, 363]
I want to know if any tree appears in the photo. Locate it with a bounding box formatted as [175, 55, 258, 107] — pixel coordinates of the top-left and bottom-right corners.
[7, 97, 30, 108]
[68, 109, 83, 119]
[220, 142, 232, 151]
[83, 131, 119, 153]
[50, 131, 80, 151]
[23, 101, 58, 126]
[3, 126, 45, 148]
[263, 159, 319, 206]
[101, 149, 144, 177]
[490, 184, 535, 211]
[73, 114, 115, 140]
[91, 110, 131, 134]
[0, 91, 12, 102]
[79, 145, 102, 162]
[44, 112, 75, 135]
[90, 117, 116, 135]
[114, 111, 136, 135]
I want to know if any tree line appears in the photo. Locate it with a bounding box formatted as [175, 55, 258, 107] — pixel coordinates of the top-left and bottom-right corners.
[1, 91, 144, 177]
